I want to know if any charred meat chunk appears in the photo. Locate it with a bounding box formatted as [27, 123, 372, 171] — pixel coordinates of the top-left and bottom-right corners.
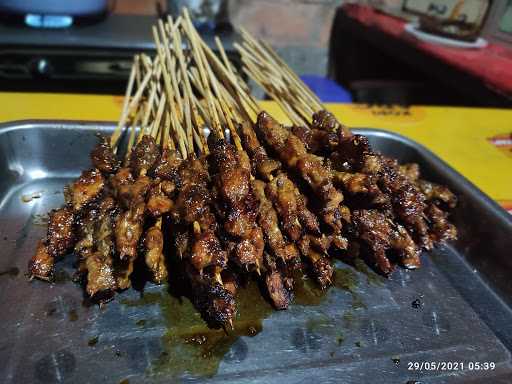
[130, 135, 160, 175]
[86, 197, 118, 298]
[28, 207, 76, 281]
[150, 148, 183, 181]
[90, 134, 120, 174]
[46, 207, 76, 258]
[28, 240, 54, 281]
[144, 224, 167, 284]
[66, 169, 105, 212]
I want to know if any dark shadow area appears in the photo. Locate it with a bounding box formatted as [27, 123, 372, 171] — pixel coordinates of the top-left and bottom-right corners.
[328, 7, 512, 107]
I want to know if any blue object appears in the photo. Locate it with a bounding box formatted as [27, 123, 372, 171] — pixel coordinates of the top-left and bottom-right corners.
[299, 75, 352, 103]
[25, 14, 73, 28]
[0, 0, 107, 15]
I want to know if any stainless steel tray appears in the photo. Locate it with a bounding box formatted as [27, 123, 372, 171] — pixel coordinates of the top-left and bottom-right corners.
[0, 121, 511, 384]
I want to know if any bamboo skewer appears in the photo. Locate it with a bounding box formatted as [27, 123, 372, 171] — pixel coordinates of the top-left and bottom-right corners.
[191, 32, 259, 118]
[237, 43, 314, 125]
[136, 57, 163, 144]
[181, 9, 224, 138]
[236, 27, 334, 127]
[240, 28, 322, 110]
[152, 23, 189, 159]
[169, 17, 196, 154]
[111, 56, 138, 148]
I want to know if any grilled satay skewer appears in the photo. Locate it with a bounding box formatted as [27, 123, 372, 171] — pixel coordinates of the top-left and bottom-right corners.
[85, 56, 174, 293]
[152, 18, 235, 329]
[114, 113, 162, 289]
[28, 56, 149, 283]
[194, 31, 350, 251]
[239, 32, 459, 273]
[181, 12, 265, 275]
[189, 30, 334, 292]
[181, 17, 296, 309]
[236, 121, 334, 287]
[195, 31, 335, 285]
[239, 123, 334, 288]
[110, 56, 170, 289]
[235, 38, 420, 272]
[142, 92, 174, 284]
[29, 163, 107, 280]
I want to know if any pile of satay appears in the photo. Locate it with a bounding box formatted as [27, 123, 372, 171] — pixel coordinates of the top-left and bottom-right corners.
[28, 10, 457, 329]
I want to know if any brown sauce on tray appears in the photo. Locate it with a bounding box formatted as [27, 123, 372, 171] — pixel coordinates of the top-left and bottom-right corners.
[119, 263, 372, 379]
[121, 280, 272, 379]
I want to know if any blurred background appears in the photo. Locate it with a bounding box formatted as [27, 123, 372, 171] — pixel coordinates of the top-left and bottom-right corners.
[0, 0, 510, 106]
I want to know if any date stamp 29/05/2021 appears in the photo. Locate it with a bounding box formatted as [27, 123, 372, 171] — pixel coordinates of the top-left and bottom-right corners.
[407, 361, 496, 372]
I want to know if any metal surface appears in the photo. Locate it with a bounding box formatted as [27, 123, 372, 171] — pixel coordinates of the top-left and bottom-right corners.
[0, 121, 511, 384]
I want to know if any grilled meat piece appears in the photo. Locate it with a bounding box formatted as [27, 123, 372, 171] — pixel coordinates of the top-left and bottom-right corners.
[332, 134, 371, 172]
[117, 174, 152, 208]
[230, 227, 264, 271]
[295, 187, 321, 236]
[210, 139, 251, 206]
[263, 253, 292, 310]
[291, 125, 338, 154]
[90, 134, 120, 174]
[333, 171, 389, 207]
[425, 204, 457, 243]
[390, 223, 421, 269]
[351, 209, 394, 275]
[252, 179, 301, 265]
[173, 156, 211, 225]
[266, 270, 291, 309]
[28, 207, 76, 281]
[399, 163, 420, 183]
[111, 167, 133, 198]
[144, 224, 167, 284]
[115, 202, 145, 262]
[265, 173, 303, 241]
[130, 135, 160, 175]
[28, 240, 54, 281]
[256, 112, 347, 234]
[146, 182, 174, 218]
[46, 207, 75, 258]
[86, 197, 118, 298]
[417, 180, 457, 209]
[65, 169, 105, 212]
[150, 148, 183, 181]
[74, 205, 100, 278]
[351, 209, 422, 273]
[188, 265, 236, 329]
[221, 270, 238, 295]
[190, 228, 227, 272]
[296, 235, 333, 289]
[160, 180, 176, 196]
[239, 121, 281, 181]
[209, 136, 264, 271]
[312, 110, 347, 135]
[174, 183, 211, 225]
